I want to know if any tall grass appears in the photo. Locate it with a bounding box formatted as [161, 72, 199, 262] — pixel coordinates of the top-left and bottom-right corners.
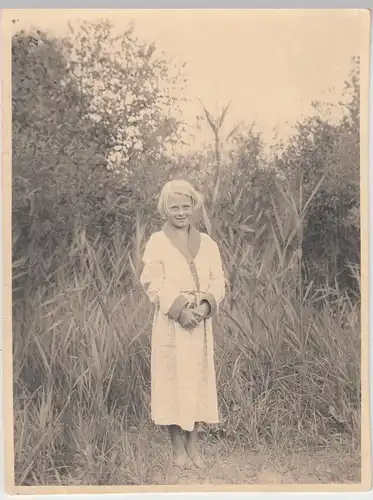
[12, 178, 361, 485]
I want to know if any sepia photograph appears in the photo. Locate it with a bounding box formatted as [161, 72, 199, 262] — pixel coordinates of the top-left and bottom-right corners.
[2, 7, 371, 493]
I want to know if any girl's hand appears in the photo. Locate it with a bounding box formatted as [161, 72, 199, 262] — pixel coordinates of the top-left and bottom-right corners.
[179, 307, 200, 329]
[193, 301, 211, 319]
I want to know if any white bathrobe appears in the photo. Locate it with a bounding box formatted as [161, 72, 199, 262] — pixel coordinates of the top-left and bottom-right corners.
[140, 225, 226, 431]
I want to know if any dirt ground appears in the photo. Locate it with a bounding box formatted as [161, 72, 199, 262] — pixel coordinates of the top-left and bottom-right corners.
[148, 438, 361, 486]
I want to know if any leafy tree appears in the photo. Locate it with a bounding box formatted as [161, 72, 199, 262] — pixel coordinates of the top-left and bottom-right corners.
[64, 20, 186, 200]
[12, 29, 104, 289]
[275, 57, 360, 291]
[12, 21, 186, 291]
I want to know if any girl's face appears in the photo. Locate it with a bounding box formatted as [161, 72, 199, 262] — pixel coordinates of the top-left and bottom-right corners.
[166, 193, 194, 229]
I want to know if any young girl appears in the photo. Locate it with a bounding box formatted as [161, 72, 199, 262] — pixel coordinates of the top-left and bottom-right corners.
[140, 180, 226, 468]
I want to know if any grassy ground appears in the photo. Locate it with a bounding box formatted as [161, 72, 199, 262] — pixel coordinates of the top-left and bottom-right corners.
[13, 406, 360, 487]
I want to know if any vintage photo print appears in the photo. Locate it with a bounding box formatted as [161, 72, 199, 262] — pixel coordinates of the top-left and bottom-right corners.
[2, 8, 371, 494]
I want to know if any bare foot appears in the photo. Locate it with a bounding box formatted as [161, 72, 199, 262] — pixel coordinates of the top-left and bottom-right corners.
[173, 448, 187, 468]
[185, 442, 205, 468]
[169, 425, 187, 468]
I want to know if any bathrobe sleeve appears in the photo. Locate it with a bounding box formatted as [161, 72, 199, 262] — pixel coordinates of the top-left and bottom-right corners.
[199, 238, 226, 318]
[140, 234, 189, 320]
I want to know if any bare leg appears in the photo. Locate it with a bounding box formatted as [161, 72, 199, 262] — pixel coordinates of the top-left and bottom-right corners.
[185, 423, 204, 468]
[168, 425, 187, 467]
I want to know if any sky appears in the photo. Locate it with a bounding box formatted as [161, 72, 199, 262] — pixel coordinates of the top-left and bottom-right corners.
[10, 9, 369, 150]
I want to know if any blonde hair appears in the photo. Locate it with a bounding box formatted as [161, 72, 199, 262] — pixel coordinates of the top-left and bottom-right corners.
[157, 180, 203, 219]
